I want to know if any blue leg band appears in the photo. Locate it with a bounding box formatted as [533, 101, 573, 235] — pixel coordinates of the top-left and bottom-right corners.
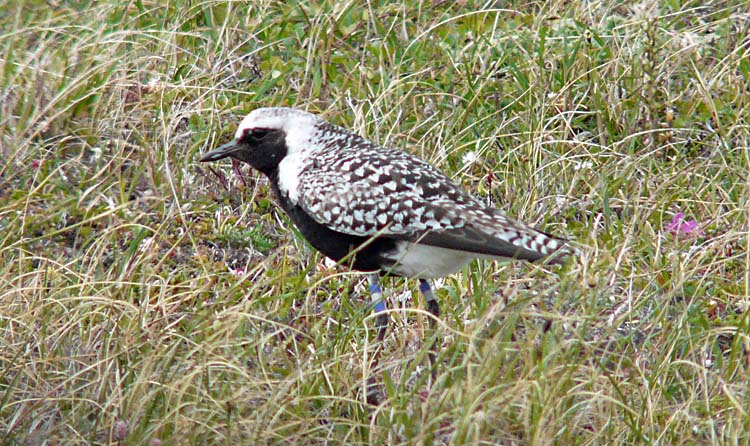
[418, 280, 431, 293]
[369, 277, 386, 313]
[373, 301, 386, 313]
[369, 282, 382, 295]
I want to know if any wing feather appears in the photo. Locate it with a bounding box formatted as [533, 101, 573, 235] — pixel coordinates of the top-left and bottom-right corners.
[295, 143, 568, 263]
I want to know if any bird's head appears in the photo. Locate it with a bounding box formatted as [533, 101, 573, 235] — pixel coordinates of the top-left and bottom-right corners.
[200, 107, 320, 174]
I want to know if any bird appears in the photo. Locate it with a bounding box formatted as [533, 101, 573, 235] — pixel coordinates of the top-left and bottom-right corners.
[200, 107, 571, 369]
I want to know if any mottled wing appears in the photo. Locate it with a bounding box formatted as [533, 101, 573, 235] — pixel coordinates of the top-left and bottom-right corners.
[297, 141, 568, 262]
[297, 144, 477, 235]
[412, 200, 570, 263]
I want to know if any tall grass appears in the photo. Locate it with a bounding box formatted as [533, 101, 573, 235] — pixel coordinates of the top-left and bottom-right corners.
[1, 1, 749, 444]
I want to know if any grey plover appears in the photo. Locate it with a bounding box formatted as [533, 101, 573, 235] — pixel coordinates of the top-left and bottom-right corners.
[201, 107, 571, 345]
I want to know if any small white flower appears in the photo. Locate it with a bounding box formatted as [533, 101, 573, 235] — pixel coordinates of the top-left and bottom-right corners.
[322, 257, 338, 270]
[91, 146, 102, 162]
[139, 237, 155, 253]
[395, 289, 411, 305]
[461, 150, 481, 167]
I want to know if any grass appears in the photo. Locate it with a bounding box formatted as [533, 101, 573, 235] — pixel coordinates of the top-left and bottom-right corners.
[1, 0, 749, 444]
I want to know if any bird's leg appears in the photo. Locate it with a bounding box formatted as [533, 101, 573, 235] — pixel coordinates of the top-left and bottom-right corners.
[419, 279, 440, 377]
[366, 274, 387, 404]
[369, 274, 388, 341]
[419, 279, 440, 325]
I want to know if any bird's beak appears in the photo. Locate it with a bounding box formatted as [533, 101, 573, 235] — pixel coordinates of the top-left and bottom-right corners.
[200, 140, 240, 162]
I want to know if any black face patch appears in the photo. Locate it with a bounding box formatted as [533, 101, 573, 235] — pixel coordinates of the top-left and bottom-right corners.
[233, 128, 287, 174]
[241, 127, 273, 143]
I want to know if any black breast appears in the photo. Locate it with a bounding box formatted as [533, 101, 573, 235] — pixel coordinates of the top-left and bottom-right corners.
[267, 171, 398, 273]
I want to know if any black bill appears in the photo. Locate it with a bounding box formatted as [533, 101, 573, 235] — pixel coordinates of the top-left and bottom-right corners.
[200, 140, 240, 162]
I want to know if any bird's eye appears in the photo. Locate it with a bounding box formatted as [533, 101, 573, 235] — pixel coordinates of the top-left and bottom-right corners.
[250, 128, 271, 139]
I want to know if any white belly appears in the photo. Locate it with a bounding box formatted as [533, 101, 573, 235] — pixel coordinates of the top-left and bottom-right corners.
[384, 242, 477, 278]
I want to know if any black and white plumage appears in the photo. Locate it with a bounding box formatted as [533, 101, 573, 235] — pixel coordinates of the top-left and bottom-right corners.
[200, 107, 571, 350]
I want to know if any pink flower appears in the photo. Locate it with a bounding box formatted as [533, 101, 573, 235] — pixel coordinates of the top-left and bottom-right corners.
[666, 212, 704, 238]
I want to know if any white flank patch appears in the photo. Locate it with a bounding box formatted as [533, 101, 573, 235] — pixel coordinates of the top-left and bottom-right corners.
[278, 154, 307, 203]
[386, 242, 475, 278]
